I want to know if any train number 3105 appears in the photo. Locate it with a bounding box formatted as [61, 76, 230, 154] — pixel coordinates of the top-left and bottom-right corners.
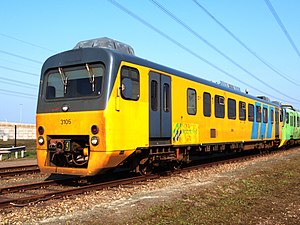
[60, 119, 72, 125]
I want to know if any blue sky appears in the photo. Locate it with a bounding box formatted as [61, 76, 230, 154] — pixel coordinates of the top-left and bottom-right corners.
[0, 0, 299, 123]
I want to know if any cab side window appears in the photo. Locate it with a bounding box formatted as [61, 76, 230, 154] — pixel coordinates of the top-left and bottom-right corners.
[187, 88, 197, 115]
[121, 66, 140, 100]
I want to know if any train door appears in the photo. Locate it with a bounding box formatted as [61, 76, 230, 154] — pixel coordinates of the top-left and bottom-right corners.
[149, 71, 171, 145]
[275, 108, 279, 138]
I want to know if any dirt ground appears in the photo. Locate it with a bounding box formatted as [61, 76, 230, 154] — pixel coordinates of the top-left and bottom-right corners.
[1, 148, 300, 225]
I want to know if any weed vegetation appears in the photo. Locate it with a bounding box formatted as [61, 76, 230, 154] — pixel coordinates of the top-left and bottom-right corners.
[133, 153, 300, 225]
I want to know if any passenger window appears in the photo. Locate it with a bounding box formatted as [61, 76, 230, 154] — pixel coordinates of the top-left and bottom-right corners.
[163, 83, 170, 112]
[256, 106, 262, 122]
[239, 101, 246, 121]
[275, 109, 279, 124]
[228, 98, 236, 119]
[290, 115, 294, 126]
[248, 104, 254, 122]
[215, 95, 225, 118]
[187, 88, 197, 115]
[151, 80, 158, 111]
[263, 108, 268, 123]
[270, 109, 274, 124]
[121, 66, 140, 100]
[203, 92, 211, 117]
[286, 112, 289, 124]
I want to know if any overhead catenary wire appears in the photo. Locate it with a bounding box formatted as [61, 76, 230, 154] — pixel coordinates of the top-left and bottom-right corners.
[0, 88, 37, 99]
[149, 0, 300, 102]
[192, 0, 300, 86]
[0, 65, 39, 77]
[0, 49, 42, 64]
[1, 80, 37, 90]
[264, 0, 300, 60]
[0, 33, 56, 53]
[108, 0, 298, 104]
[0, 77, 38, 88]
[0, 57, 41, 70]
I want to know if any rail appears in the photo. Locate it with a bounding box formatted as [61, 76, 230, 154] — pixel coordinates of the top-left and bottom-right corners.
[0, 146, 26, 161]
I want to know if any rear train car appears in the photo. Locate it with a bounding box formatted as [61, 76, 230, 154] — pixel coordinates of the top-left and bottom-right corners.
[36, 38, 283, 176]
[280, 105, 300, 147]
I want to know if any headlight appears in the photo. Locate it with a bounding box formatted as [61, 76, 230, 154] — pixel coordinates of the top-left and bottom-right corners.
[91, 136, 99, 146]
[38, 136, 44, 145]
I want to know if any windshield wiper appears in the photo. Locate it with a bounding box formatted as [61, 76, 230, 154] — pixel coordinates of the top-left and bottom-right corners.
[58, 67, 68, 94]
[85, 63, 95, 92]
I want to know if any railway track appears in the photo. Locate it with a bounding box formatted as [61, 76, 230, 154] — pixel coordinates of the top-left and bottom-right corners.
[0, 164, 40, 178]
[0, 149, 289, 209]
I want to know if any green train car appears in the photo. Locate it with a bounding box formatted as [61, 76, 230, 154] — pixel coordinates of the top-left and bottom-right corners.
[280, 105, 300, 147]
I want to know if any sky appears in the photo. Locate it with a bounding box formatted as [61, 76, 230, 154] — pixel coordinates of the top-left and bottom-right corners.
[0, 0, 300, 124]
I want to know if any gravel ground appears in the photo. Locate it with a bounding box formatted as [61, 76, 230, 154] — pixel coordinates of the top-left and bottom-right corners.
[0, 148, 299, 225]
[0, 159, 37, 168]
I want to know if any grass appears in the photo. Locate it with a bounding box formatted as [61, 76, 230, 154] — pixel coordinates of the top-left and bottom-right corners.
[131, 153, 300, 225]
[0, 139, 36, 160]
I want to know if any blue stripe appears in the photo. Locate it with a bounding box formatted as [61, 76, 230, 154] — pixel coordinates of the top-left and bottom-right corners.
[267, 106, 273, 138]
[251, 102, 260, 139]
[260, 105, 267, 139]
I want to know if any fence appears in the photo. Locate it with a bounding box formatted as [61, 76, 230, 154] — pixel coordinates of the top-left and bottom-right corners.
[0, 146, 26, 161]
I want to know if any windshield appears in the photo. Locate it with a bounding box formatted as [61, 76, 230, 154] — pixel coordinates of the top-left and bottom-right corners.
[45, 63, 104, 99]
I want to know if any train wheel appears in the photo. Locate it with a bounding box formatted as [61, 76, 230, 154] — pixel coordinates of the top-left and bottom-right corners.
[169, 160, 181, 171]
[138, 158, 153, 175]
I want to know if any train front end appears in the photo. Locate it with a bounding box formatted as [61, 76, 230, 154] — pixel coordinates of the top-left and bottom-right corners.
[36, 38, 133, 176]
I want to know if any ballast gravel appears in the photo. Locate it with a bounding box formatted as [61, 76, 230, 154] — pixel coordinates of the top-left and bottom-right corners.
[0, 148, 299, 225]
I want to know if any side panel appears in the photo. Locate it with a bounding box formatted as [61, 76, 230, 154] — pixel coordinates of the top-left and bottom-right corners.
[105, 62, 149, 151]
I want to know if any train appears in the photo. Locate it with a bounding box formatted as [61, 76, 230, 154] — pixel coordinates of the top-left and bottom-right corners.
[36, 37, 300, 176]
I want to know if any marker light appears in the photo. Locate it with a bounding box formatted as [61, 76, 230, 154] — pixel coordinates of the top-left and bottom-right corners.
[91, 136, 99, 146]
[91, 125, 99, 134]
[38, 126, 44, 135]
[62, 105, 69, 112]
[38, 136, 44, 145]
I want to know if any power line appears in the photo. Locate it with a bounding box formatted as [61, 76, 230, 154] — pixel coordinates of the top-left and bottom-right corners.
[0, 88, 37, 99]
[0, 57, 40, 70]
[0, 77, 38, 88]
[0, 33, 56, 53]
[0, 65, 39, 77]
[1, 80, 37, 90]
[108, 0, 298, 104]
[264, 0, 300, 60]
[149, 0, 300, 102]
[192, 0, 300, 86]
[0, 49, 42, 64]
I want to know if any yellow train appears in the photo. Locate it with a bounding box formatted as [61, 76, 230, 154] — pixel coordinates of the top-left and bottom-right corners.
[36, 37, 283, 176]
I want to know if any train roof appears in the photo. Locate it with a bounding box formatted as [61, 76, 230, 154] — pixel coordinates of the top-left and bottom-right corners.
[42, 46, 281, 108]
[113, 49, 281, 107]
